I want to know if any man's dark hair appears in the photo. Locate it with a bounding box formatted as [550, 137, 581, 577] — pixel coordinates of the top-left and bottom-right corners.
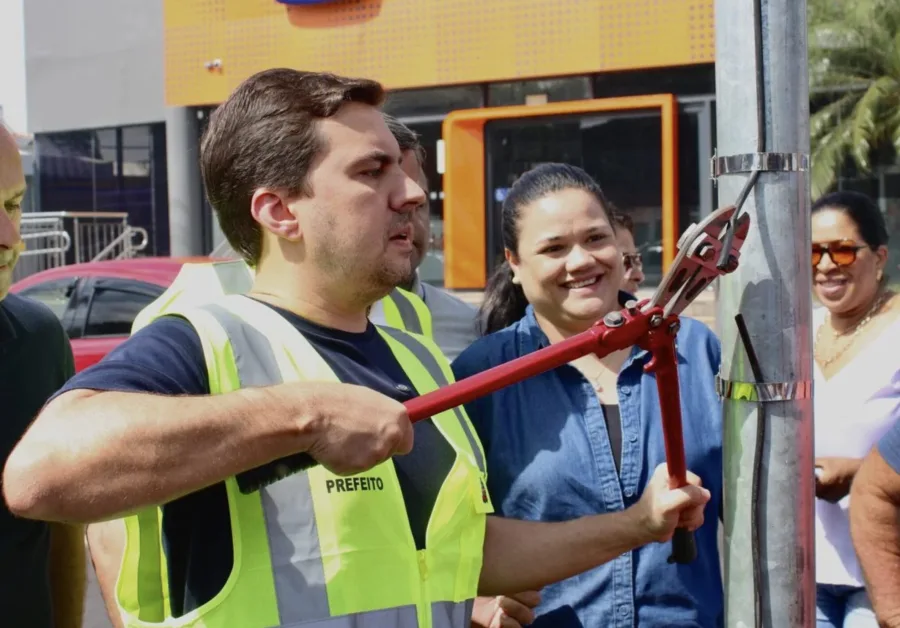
[610, 210, 634, 235]
[201, 68, 385, 265]
[383, 114, 426, 169]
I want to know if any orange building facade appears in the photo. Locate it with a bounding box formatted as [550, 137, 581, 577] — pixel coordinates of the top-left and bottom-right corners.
[165, 0, 719, 289]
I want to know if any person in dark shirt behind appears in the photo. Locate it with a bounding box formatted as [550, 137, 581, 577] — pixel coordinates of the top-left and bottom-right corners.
[850, 410, 900, 627]
[0, 124, 85, 626]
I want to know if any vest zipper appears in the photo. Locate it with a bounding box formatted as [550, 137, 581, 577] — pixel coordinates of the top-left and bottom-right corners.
[417, 550, 431, 628]
[417, 549, 428, 580]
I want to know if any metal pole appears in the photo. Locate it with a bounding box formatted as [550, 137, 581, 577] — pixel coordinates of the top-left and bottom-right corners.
[165, 106, 206, 257]
[714, 0, 816, 625]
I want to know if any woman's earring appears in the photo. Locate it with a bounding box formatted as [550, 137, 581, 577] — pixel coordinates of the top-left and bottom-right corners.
[877, 269, 884, 282]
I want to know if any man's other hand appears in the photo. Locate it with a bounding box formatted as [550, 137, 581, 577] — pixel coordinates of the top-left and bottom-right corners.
[632, 463, 711, 543]
[471, 591, 542, 627]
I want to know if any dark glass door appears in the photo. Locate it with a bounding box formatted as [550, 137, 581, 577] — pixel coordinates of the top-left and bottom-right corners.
[403, 121, 445, 286]
[485, 108, 704, 287]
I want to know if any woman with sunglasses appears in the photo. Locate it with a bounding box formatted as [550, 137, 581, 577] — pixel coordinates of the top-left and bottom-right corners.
[455, 163, 723, 628]
[811, 191, 900, 628]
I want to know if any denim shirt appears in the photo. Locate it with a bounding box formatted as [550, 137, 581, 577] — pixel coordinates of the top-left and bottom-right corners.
[451, 305, 724, 628]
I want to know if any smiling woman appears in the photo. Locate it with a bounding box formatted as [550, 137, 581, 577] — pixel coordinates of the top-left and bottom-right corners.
[477, 163, 623, 337]
[453, 162, 725, 628]
[810, 190, 900, 628]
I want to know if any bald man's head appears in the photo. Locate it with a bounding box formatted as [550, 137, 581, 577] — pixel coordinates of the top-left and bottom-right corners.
[0, 124, 26, 299]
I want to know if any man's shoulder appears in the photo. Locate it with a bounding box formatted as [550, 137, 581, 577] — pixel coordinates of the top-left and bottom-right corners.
[422, 284, 477, 315]
[1, 293, 67, 344]
[128, 313, 202, 344]
[877, 419, 900, 474]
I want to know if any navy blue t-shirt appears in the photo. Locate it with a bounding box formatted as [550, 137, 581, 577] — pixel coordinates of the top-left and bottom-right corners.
[1, 293, 76, 628]
[55, 299, 455, 616]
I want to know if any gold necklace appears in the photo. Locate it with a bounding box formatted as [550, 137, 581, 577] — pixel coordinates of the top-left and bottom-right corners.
[815, 291, 891, 368]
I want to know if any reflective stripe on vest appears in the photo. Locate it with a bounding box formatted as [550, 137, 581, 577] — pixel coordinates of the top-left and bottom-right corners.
[131, 260, 255, 334]
[378, 326, 485, 474]
[116, 295, 489, 628]
[382, 288, 433, 337]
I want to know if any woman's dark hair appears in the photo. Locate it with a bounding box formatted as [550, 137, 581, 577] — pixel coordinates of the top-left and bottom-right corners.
[811, 191, 889, 249]
[478, 163, 613, 335]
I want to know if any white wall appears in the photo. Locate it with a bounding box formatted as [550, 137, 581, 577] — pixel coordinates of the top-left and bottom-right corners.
[24, 0, 165, 133]
[0, 0, 27, 132]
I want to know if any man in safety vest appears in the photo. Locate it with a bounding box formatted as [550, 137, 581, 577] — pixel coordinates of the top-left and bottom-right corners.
[3, 69, 711, 628]
[82, 114, 450, 628]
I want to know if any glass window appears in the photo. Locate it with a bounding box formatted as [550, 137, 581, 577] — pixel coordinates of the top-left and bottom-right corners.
[678, 110, 702, 235]
[84, 285, 159, 337]
[94, 128, 120, 212]
[488, 77, 592, 107]
[36, 131, 97, 214]
[35, 123, 169, 258]
[401, 121, 445, 286]
[485, 111, 668, 284]
[383, 86, 483, 118]
[593, 64, 715, 98]
[118, 125, 157, 254]
[18, 278, 77, 321]
[882, 171, 900, 280]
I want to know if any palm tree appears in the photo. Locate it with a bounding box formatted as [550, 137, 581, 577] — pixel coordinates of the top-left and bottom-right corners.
[808, 0, 900, 198]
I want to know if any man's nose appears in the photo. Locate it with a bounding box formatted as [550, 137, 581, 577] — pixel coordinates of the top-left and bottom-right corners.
[0, 211, 19, 250]
[392, 176, 427, 214]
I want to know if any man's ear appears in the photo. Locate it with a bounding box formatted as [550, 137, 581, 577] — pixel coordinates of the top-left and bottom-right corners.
[250, 189, 302, 241]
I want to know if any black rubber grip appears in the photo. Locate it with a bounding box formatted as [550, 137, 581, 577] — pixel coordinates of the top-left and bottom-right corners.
[668, 527, 698, 564]
[235, 452, 318, 494]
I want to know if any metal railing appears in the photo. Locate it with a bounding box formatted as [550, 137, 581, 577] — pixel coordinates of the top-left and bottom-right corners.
[13, 211, 148, 282]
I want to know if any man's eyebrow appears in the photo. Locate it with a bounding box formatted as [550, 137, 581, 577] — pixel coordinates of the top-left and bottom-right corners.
[351, 150, 396, 168]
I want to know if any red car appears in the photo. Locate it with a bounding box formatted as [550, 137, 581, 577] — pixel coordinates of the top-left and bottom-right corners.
[11, 257, 213, 372]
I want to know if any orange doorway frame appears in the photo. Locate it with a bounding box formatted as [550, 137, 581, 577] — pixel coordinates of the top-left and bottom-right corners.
[441, 94, 679, 289]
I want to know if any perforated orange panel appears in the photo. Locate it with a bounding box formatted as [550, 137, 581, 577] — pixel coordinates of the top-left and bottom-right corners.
[164, 0, 715, 106]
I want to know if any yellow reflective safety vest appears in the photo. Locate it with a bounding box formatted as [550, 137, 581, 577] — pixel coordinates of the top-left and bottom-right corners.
[134, 259, 433, 337]
[116, 294, 492, 627]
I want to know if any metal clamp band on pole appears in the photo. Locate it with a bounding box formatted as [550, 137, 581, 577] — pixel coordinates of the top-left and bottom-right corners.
[715, 375, 812, 403]
[711, 152, 809, 179]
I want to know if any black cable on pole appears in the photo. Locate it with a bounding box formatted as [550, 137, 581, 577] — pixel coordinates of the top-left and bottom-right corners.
[735, 312, 767, 628]
[747, 0, 767, 625]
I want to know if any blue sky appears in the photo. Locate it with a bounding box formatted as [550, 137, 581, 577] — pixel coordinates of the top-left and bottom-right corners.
[0, 0, 27, 133]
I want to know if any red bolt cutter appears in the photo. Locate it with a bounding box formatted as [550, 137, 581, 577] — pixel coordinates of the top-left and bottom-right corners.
[238, 205, 750, 565]
[404, 204, 751, 563]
